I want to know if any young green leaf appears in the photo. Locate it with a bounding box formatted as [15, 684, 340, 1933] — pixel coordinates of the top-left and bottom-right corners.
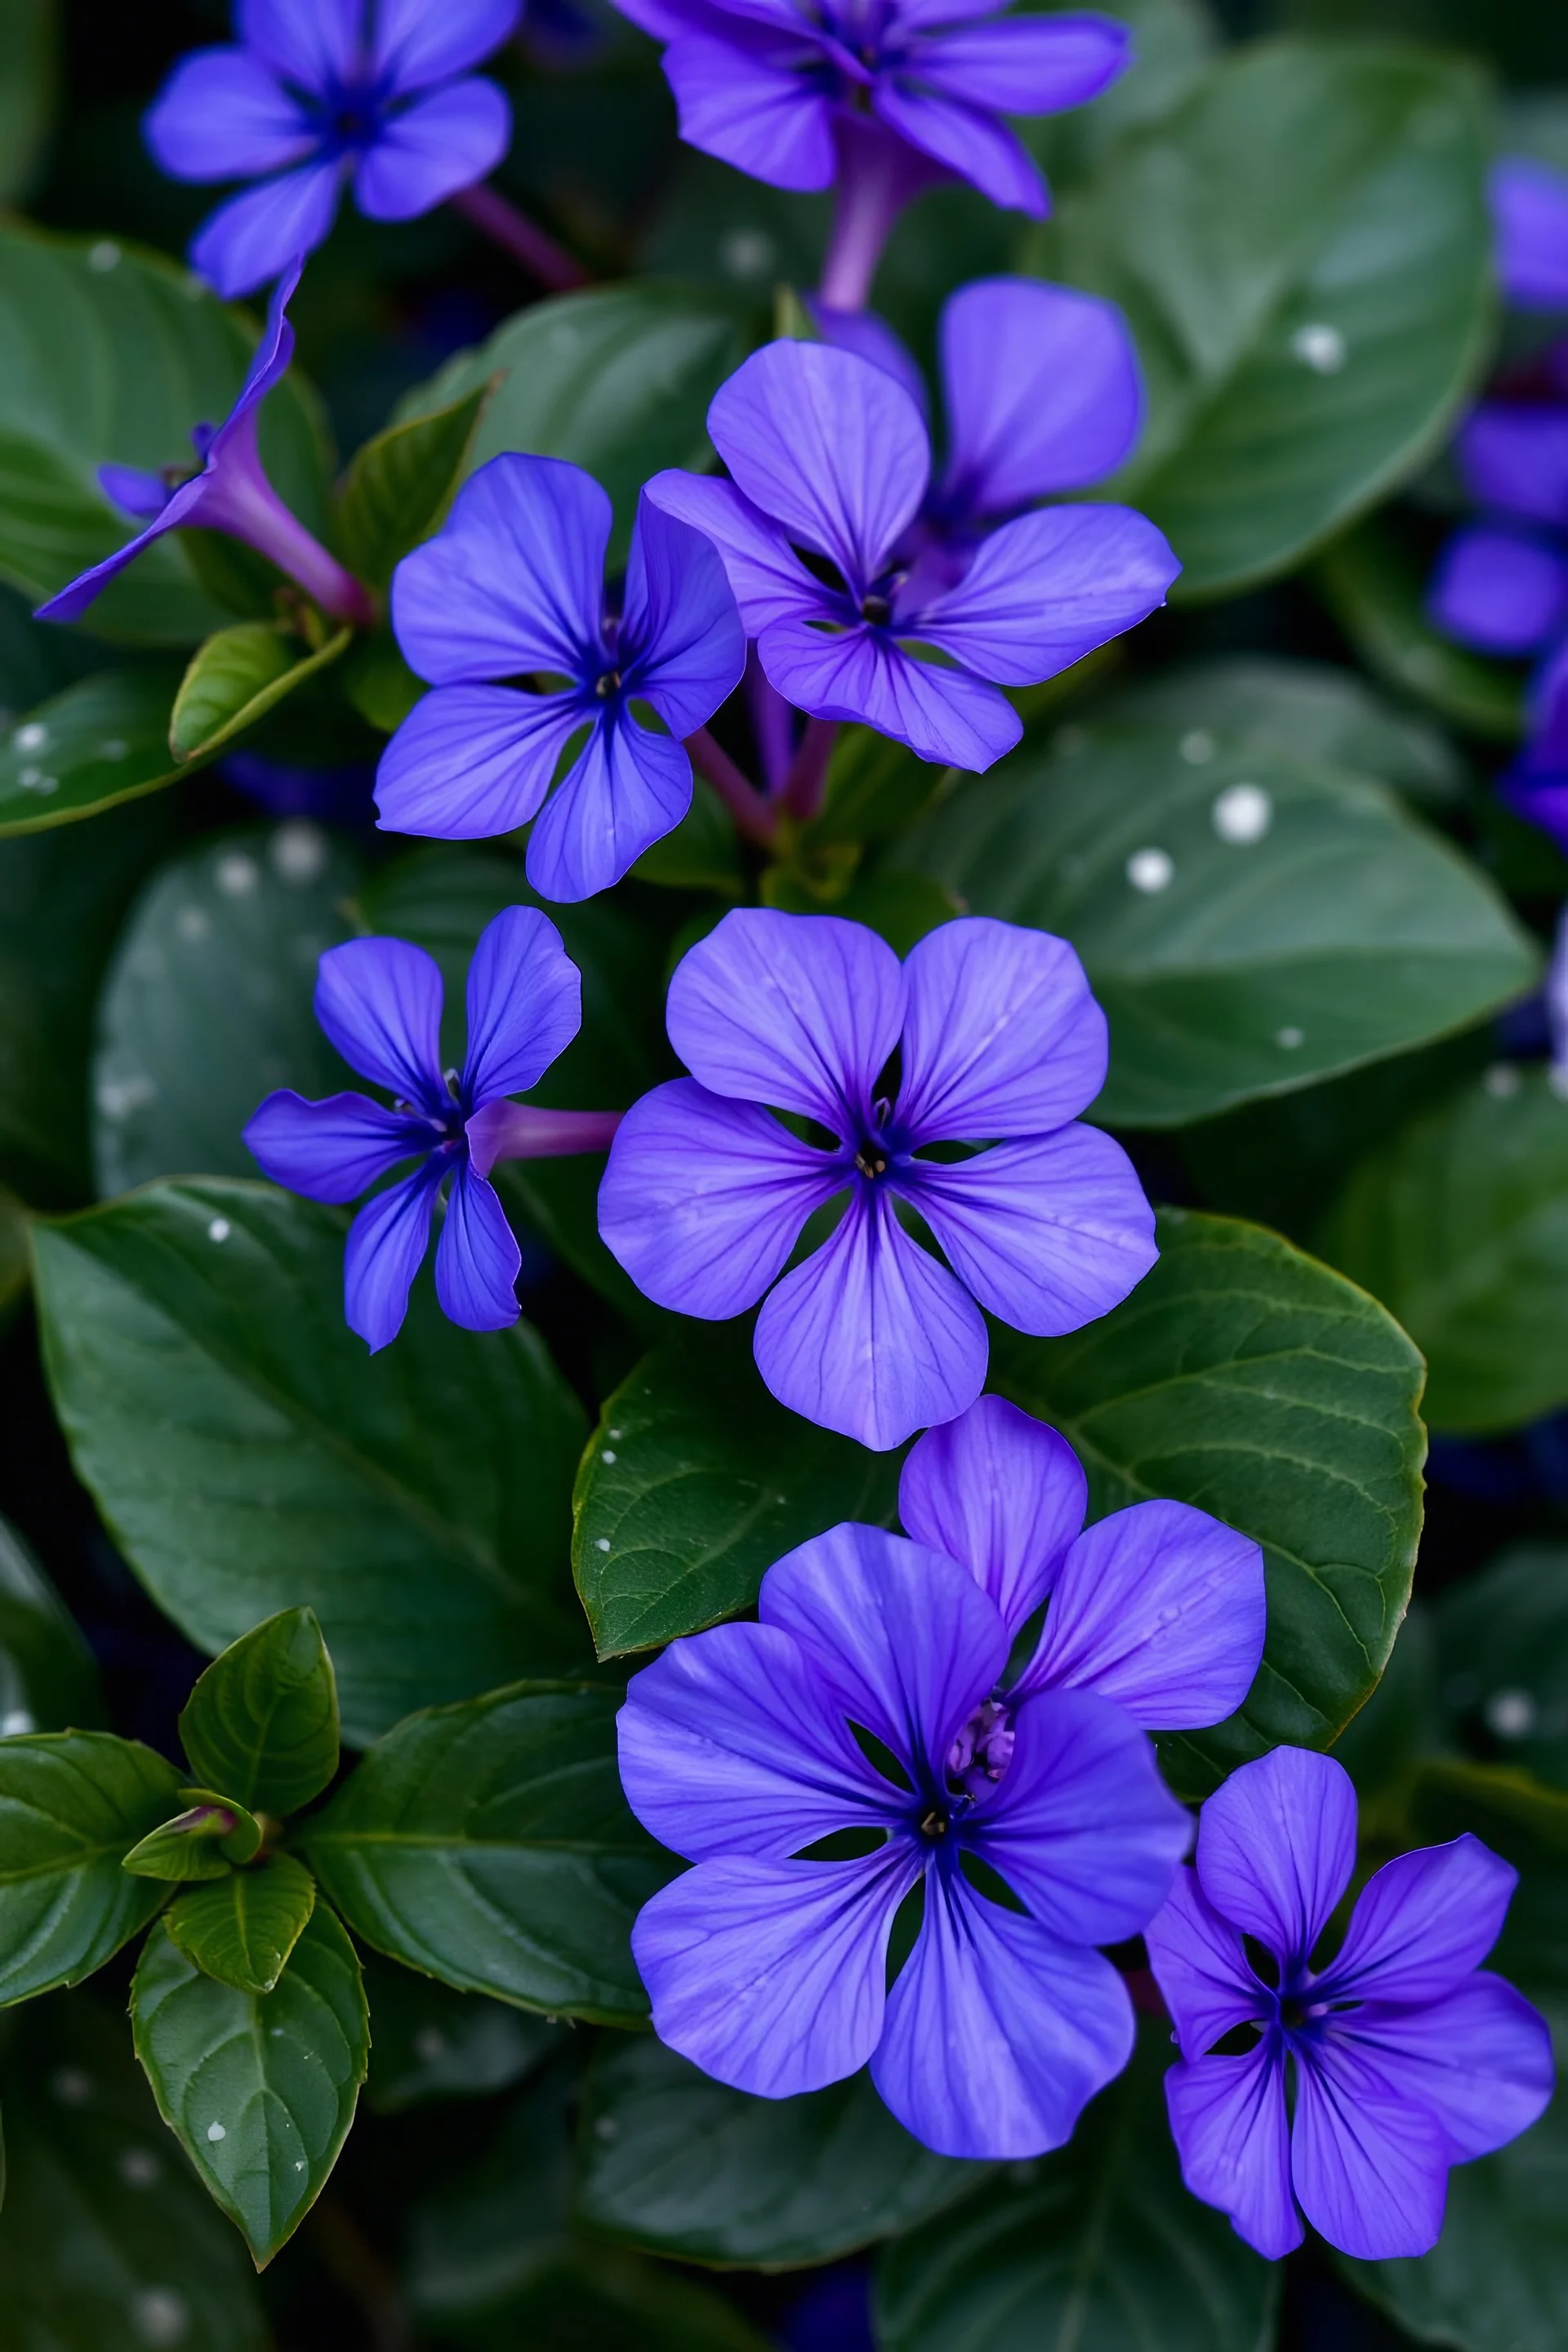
[0, 1731, 182, 2000]
[0, 667, 186, 836]
[0, 1512, 104, 1734]
[122, 1793, 260, 1883]
[301, 1682, 673, 2023]
[166, 1853, 317, 1995]
[332, 383, 489, 590]
[168, 620, 352, 765]
[131, 1902, 368, 2267]
[179, 1607, 340, 1818]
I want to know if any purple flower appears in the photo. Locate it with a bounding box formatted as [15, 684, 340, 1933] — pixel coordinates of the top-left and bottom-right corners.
[618, 1512, 1195, 2157]
[608, 0, 1125, 222]
[596, 908, 1157, 1450]
[34, 260, 372, 632]
[1146, 1747, 1554, 2262]
[374, 457, 746, 902]
[1491, 154, 1568, 312]
[145, 0, 521, 299]
[244, 905, 621, 1350]
[647, 338, 1177, 773]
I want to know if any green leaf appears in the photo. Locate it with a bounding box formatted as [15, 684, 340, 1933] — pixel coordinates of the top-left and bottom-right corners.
[804, 728, 956, 849]
[0, 1514, 103, 1735]
[333, 384, 489, 590]
[0, 1189, 26, 1336]
[362, 1954, 561, 2113]
[397, 283, 760, 561]
[991, 1208, 1426, 1792]
[180, 1608, 340, 1818]
[30, 1179, 589, 1744]
[165, 1855, 317, 1996]
[577, 2037, 982, 2269]
[1408, 1757, 1568, 2052]
[168, 621, 353, 764]
[574, 1325, 901, 1658]
[1328, 1601, 1437, 1838]
[0, 1990, 270, 2350]
[1312, 515, 1526, 740]
[341, 626, 423, 733]
[875, 2026, 1279, 2352]
[0, 1731, 182, 2001]
[0, 223, 327, 644]
[131, 1902, 368, 2267]
[0, 0, 57, 209]
[302, 1681, 673, 2024]
[1434, 1545, 1568, 1793]
[122, 1794, 260, 1883]
[1038, 41, 1493, 597]
[0, 666, 187, 836]
[1316, 1065, 1568, 1434]
[633, 779, 742, 897]
[891, 720, 1537, 1127]
[91, 822, 363, 1198]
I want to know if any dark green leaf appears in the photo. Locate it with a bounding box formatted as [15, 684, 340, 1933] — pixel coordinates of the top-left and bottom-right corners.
[31, 1179, 589, 1744]
[0, 667, 185, 836]
[91, 822, 363, 1197]
[302, 1681, 672, 2024]
[122, 1794, 260, 1883]
[165, 1854, 317, 1995]
[1026, 0, 1215, 189]
[875, 2027, 1279, 2352]
[397, 282, 760, 561]
[362, 1954, 561, 2112]
[1312, 515, 1526, 740]
[1316, 1066, 1568, 1433]
[0, 0, 56, 209]
[0, 1513, 102, 1734]
[1328, 1601, 1438, 1837]
[804, 728, 955, 849]
[577, 2036, 982, 2269]
[0, 1731, 181, 2000]
[760, 866, 960, 956]
[180, 1607, 340, 1817]
[1435, 1545, 1568, 1793]
[131, 1901, 368, 2265]
[892, 722, 1536, 1126]
[1039, 42, 1493, 597]
[168, 621, 352, 764]
[574, 1325, 901, 1658]
[341, 627, 423, 732]
[991, 1208, 1426, 1792]
[633, 780, 742, 897]
[0, 1990, 270, 2350]
[333, 384, 488, 590]
[1410, 1759, 1568, 2050]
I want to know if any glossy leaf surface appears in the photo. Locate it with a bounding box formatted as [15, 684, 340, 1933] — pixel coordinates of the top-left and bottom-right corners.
[0, 1731, 180, 2001]
[179, 1606, 340, 1817]
[166, 1854, 317, 1995]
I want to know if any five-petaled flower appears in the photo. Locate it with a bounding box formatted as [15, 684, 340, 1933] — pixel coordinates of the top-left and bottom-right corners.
[597, 908, 1156, 1450]
[35, 259, 372, 633]
[244, 906, 621, 1350]
[648, 338, 1177, 773]
[375, 457, 747, 902]
[619, 1392, 1266, 2159]
[1146, 1745, 1554, 2262]
[145, 0, 522, 299]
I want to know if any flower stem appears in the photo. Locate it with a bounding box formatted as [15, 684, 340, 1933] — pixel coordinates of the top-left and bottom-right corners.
[466, 1103, 623, 1178]
[782, 715, 838, 822]
[687, 726, 779, 847]
[746, 649, 794, 795]
[450, 181, 590, 292]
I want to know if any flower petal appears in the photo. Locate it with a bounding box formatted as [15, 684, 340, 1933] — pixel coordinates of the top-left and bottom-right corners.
[1014, 1498, 1265, 1731]
[707, 341, 930, 587]
[527, 711, 693, 902]
[99, 466, 172, 522]
[757, 614, 1022, 770]
[1290, 2038, 1450, 2261]
[1456, 403, 1568, 530]
[1332, 1978, 1553, 2163]
[144, 47, 318, 180]
[372, 0, 522, 91]
[632, 1848, 919, 2098]
[642, 471, 824, 636]
[1164, 2041, 1301, 2261]
[238, 0, 363, 96]
[939, 278, 1143, 514]
[314, 935, 446, 1111]
[33, 476, 206, 625]
[898, 1394, 1086, 1638]
[621, 492, 746, 739]
[596, 1078, 842, 1319]
[755, 1186, 989, 1450]
[1492, 155, 1568, 310]
[967, 1685, 1190, 1944]
[902, 1126, 1158, 1338]
[343, 1157, 444, 1352]
[871, 1864, 1134, 2158]
[806, 301, 931, 421]
[392, 452, 608, 683]
[375, 684, 586, 840]
[461, 905, 581, 1107]
[662, 28, 838, 192]
[758, 1521, 1009, 1777]
[1195, 1747, 1357, 1976]
[872, 81, 1045, 216]
[1427, 523, 1568, 657]
[666, 905, 905, 1129]
[243, 1089, 432, 1202]
[188, 159, 345, 298]
[897, 915, 1107, 1140]
[355, 77, 512, 217]
[1322, 1835, 1517, 2007]
[618, 1619, 908, 1861]
[433, 1160, 521, 1330]
[1144, 1864, 1266, 2063]
[905, 13, 1129, 113]
[910, 504, 1179, 686]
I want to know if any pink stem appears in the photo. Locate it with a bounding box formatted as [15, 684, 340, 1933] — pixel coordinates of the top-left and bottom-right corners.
[466, 1102, 622, 1178]
[686, 726, 778, 848]
[450, 181, 590, 292]
[782, 715, 838, 822]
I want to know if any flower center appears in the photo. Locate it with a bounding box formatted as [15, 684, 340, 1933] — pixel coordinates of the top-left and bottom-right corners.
[860, 592, 892, 625]
[947, 1699, 1013, 1796]
[595, 668, 622, 699]
[919, 1807, 949, 1840]
[854, 1142, 889, 1179]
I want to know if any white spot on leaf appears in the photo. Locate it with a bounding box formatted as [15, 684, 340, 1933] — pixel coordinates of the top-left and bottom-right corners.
[1485, 1062, 1523, 1099]
[87, 239, 122, 273]
[206, 2121, 226, 2142]
[131, 2287, 189, 2346]
[216, 853, 259, 898]
[1212, 782, 1272, 844]
[1276, 1027, 1305, 1049]
[1485, 1687, 1536, 1740]
[271, 820, 327, 884]
[1126, 848, 1174, 893]
[595, 1537, 611, 1553]
[1179, 729, 1214, 764]
[1291, 322, 1347, 373]
[207, 1218, 231, 1244]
